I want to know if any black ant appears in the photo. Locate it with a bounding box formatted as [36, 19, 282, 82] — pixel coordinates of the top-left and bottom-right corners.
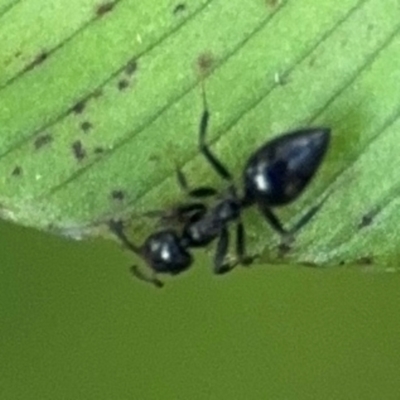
[109, 85, 330, 287]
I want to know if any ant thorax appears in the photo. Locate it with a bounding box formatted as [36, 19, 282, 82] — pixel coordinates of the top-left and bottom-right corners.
[182, 195, 242, 248]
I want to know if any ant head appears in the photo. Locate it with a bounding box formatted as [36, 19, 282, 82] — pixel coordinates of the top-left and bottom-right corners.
[141, 230, 193, 275]
[242, 128, 330, 207]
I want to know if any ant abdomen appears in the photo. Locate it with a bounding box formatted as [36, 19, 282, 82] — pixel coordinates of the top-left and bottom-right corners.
[243, 128, 330, 207]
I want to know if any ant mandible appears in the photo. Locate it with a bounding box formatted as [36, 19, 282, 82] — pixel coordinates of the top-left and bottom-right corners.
[109, 83, 330, 287]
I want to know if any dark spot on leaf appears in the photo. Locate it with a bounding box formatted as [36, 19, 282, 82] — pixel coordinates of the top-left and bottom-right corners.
[197, 52, 215, 76]
[94, 146, 105, 154]
[71, 100, 86, 114]
[14, 51, 22, 59]
[148, 154, 160, 162]
[80, 121, 93, 132]
[359, 214, 373, 229]
[72, 140, 86, 161]
[173, 3, 186, 14]
[24, 51, 48, 73]
[93, 88, 103, 98]
[266, 0, 280, 7]
[11, 166, 22, 177]
[309, 56, 316, 67]
[125, 59, 137, 76]
[96, 2, 115, 17]
[34, 134, 53, 150]
[356, 256, 373, 266]
[69, 89, 102, 116]
[118, 79, 129, 90]
[111, 190, 125, 201]
[274, 72, 289, 86]
[358, 209, 379, 229]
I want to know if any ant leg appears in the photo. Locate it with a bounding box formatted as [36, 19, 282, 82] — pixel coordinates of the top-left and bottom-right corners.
[141, 209, 165, 218]
[259, 206, 288, 236]
[130, 266, 164, 288]
[261, 195, 329, 248]
[144, 203, 207, 221]
[172, 202, 208, 226]
[236, 221, 258, 266]
[108, 220, 141, 254]
[289, 195, 329, 235]
[176, 168, 217, 198]
[142, 202, 207, 229]
[198, 85, 232, 182]
[176, 203, 207, 219]
[214, 226, 236, 274]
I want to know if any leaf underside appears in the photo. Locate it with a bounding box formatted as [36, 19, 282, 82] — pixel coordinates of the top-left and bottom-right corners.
[0, 0, 399, 271]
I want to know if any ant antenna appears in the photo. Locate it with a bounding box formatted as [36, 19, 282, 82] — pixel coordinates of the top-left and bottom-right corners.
[289, 192, 332, 235]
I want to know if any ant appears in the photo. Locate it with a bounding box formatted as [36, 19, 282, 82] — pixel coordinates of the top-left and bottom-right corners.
[109, 84, 331, 288]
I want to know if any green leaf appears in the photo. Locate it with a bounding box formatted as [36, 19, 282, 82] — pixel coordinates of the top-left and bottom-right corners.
[0, 0, 399, 270]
